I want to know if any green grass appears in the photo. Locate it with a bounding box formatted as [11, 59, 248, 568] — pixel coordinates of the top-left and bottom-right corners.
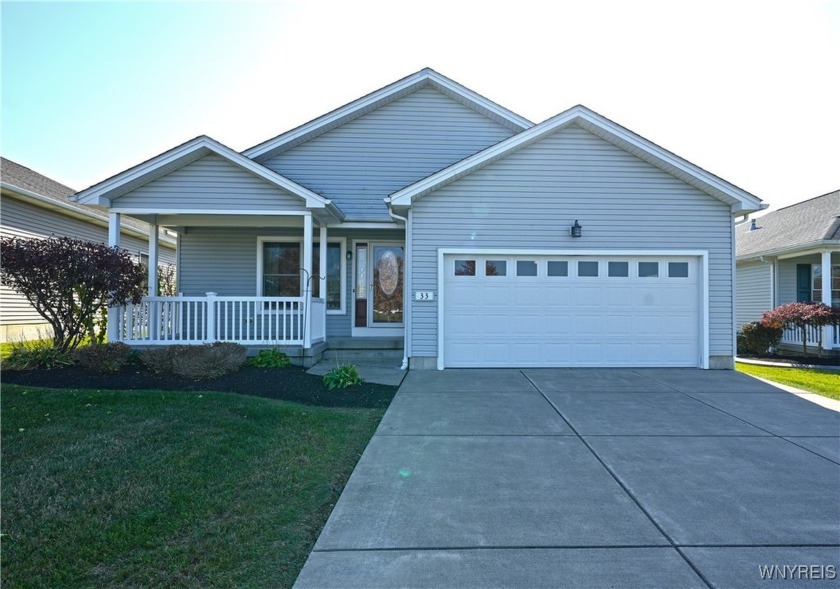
[1, 384, 384, 588]
[736, 362, 840, 400]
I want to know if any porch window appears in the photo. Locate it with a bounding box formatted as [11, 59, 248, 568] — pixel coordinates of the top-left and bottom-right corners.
[260, 240, 343, 311]
[812, 264, 840, 307]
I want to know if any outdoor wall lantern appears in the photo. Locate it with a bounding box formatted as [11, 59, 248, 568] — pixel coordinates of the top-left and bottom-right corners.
[570, 220, 583, 238]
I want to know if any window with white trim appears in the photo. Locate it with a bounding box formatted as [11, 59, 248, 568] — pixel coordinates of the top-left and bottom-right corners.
[259, 239, 344, 311]
[813, 264, 840, 307]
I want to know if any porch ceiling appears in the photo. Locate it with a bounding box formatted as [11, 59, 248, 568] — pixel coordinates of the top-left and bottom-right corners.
[122, 211, 340, 229]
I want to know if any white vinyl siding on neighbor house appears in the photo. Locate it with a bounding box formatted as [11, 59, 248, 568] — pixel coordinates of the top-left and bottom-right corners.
[410, 124, 735, 366]
[736, 260, 773, 327]
[0, 196, 175, 333]
[260, 87, 516, 221]
[177, 226, 403, 338]
[113, 154, 307, 211]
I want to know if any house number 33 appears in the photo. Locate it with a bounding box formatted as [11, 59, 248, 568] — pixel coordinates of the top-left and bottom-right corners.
[415, 291, 435, 301]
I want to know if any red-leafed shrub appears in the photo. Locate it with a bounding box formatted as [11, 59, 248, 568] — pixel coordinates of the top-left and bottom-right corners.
[760, 302, 840, 356]
[0, 236, 146, 351]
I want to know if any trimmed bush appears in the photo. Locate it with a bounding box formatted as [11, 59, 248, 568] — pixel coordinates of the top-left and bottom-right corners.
[4, 340, 73, 370]
[73, 342, 133, 373]
[139, 343, 246, 380]
[738, 321, 782, 356]
[139, 347, 177, 374]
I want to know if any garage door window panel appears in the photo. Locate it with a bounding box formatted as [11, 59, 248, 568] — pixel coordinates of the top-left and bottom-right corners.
[516, 260, 538, 277]
[608, 261, 629, 277]
[668, 262, 689, 278]
[486, 260, 507, 276]
[454, 260, 476, 276]
[547, 261, 569, 277]
[638, 262, 659, 278]
[578, 261, 599, 277]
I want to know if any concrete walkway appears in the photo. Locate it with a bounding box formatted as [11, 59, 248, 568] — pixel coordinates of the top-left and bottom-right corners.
[294, 369, 840, 588]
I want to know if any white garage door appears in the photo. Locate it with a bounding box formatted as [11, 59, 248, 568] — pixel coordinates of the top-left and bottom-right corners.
[442, 254, 701, 368]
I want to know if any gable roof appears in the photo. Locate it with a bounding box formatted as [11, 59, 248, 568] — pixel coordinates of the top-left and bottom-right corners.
[243, 68, 533, 160]
[388, 105, 765, 215]
[736, 190, 840, 259]
[74, 136, 341, 218]
[0, 157, 174, 244]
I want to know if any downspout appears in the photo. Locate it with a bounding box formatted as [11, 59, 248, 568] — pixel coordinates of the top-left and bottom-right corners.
[388, 204, 410, 370]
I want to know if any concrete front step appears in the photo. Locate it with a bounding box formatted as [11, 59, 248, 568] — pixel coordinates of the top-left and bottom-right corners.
[328, 337, 403, 350]
[321, 349, 404, 366]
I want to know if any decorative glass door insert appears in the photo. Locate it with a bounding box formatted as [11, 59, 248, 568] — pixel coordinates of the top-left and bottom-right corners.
[371, 245, 404, 324]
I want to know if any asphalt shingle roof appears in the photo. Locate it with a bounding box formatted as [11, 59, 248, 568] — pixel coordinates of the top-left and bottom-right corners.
[736, 190, 840, 258]
[0, 157, 170, 240]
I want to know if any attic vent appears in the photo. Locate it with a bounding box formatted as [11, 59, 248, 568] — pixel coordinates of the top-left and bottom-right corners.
[749, 219, 760, 231]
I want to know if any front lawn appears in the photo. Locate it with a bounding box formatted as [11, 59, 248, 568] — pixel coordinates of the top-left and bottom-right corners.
[736, 362, 840, 401]
[1, 384, 384, 588]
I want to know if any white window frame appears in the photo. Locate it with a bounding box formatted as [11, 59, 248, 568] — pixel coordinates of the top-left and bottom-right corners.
[812, 263, 840, 307]
[256, 236, 346, 314]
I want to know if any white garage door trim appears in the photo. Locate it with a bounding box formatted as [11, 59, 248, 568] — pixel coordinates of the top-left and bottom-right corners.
[437, 248, 709, 370]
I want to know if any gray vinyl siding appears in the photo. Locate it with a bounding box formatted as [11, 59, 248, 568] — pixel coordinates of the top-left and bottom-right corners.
[0, 196, 175, 327]
[177, 226, 404, 338]
[410, 124, 736, 360]
[777, 254, 822, 305]
[115, 154, 306, 211]
[736, 261, 772, 327]
[262, 87, 515, 221]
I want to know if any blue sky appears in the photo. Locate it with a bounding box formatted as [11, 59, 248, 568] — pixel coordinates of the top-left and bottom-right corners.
[2, 0, 838, 211]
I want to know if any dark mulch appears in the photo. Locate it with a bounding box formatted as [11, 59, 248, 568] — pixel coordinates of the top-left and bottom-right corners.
[738, 354, 840, 367]
[1, 363, 398, 409]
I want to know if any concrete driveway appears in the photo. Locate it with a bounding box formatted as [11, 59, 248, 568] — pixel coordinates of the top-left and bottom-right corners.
[294, 369, 840, 588]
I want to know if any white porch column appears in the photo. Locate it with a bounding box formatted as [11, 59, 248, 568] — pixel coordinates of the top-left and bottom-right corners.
[107, 213, 121, 342]
[303, 213, 313, 349]
[821, 250, 832, 351]
[319, 224, 328, 334]
[148, 217, 159, 297]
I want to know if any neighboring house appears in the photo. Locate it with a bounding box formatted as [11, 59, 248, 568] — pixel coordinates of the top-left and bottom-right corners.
[0, 157, 177, 342]
[75, 68, 764, 369]
[735, 190, 840, 354]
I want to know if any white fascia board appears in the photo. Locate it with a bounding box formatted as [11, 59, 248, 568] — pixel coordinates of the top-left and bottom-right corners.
[75, 136, 331, 210]
[243, 68, 532, 160]
[737, 241, 840, 262]
[390, 105, 764, 213]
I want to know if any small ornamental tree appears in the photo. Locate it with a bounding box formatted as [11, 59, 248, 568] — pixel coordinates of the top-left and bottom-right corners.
[760, 302, 840, 357]
[0, 236, 146, 351]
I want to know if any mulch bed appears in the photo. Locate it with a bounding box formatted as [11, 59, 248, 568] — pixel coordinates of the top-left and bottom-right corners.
[1, 363, 398, 409]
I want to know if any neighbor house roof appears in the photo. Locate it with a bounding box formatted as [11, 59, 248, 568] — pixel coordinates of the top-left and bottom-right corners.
[243, 67, 533, 160]
[736, 190, 840, 259]
[0, 157, 175, 244]
[388, 105, 765, 215]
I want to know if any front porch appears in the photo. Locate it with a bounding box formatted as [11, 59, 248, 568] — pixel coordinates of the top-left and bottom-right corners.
[779, 323, 840, 356]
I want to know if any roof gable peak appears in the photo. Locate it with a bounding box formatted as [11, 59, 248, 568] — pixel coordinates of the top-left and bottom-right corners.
[243, 68, 532, 161]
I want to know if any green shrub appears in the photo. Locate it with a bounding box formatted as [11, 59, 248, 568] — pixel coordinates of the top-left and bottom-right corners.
[139, 347, 177, 374]
[323, 363, 364, 390]
[139, 342, 246, 380]
[739, 321, 783, 356]
[72, 342, 133, 373]
[247, 348, 291, 368]
[3, 340, 73, 370]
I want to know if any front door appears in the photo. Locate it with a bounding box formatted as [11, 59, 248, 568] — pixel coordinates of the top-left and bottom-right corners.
[353, 242, 404, 333]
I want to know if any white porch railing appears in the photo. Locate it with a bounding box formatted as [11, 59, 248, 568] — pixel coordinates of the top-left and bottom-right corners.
[780, 323, 840, 350]
[310, 298, 326, 344]
[113, 293, 325, 346]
